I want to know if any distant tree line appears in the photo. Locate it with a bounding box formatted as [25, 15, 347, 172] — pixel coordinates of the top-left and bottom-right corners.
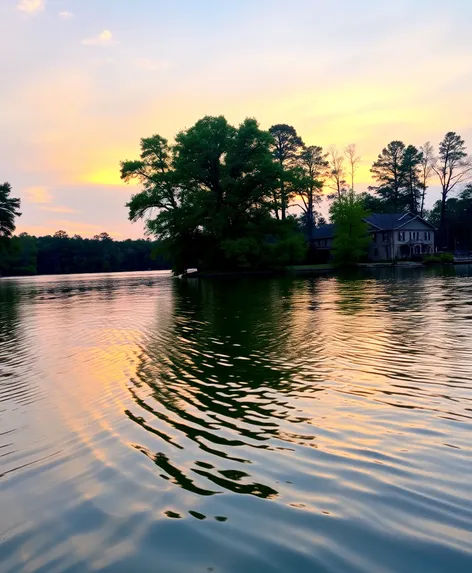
[0, 231, 169, 276]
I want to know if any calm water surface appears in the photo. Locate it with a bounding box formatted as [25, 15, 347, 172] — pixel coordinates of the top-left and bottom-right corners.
[1, 269, 472, 573]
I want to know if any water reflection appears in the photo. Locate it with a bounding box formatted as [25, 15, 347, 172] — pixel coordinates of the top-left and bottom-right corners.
[1, 269, 472, 573]
[127, 279, 314, 501]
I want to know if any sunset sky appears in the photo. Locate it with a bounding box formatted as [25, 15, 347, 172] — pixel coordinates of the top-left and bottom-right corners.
[2, 0, 471, 238]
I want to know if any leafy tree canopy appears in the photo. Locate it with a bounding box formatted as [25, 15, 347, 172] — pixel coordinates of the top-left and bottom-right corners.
[0, 182, 21, 240]
[121, 116, 306, 273]
[329, 191, 372, 265]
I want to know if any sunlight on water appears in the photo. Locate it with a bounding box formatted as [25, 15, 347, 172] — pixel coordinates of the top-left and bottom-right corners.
[1, 269, 472, 572]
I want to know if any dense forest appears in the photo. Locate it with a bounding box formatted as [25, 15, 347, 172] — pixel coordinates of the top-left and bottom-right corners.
[0, 232, 169, 276]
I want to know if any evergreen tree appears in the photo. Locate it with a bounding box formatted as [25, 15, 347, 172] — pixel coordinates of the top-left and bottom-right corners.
[433, 132, 472, 236]
[369, 141, 408, 211]
[401, 145, 423, 214]
[296, 145, 328, 243]
[268, 124, 305, 220]
[0, 182, 21, 240]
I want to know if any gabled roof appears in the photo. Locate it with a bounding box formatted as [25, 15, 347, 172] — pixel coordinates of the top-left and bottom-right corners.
[364, 213, 414, 230]
[312, 212, 436, 239]
[396, 214, 437, 230]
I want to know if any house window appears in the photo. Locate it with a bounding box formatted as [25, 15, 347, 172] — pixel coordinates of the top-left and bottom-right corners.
[410, 231, 420, 241]
[374, 248, 379, 257]
[424, 231, 431, 241]
[382, 232, 389, 243]
[398, 231, 406, 241]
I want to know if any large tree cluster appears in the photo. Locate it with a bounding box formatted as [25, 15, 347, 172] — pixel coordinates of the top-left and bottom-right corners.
[121, 116, 334, 272]
[364, 133, 472, 233]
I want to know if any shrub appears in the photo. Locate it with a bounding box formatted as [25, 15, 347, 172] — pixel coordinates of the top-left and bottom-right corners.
[423, 253, 454, 264]
[438, 252, 454, 263]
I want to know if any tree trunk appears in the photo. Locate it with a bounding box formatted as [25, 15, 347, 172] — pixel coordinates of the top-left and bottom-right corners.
[280, 178, 286, 220]
[307, 203, 314, 246]
[439, 191, 447, 249]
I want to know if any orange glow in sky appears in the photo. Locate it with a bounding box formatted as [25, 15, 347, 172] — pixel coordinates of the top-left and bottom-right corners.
[1, 0, 471, 237]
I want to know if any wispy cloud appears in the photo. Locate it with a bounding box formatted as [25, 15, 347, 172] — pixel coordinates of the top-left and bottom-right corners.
[135, 58, 172, 72]
[82, 30, 114, 47]
[25, 186, 52, 204]
[39, 205, 79, 214]
[17, 0, 45, 15]
[59, 11, 74, 20]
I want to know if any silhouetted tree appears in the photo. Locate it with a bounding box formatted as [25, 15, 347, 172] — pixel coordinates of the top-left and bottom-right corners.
[402, 145, 423, 214]
[433, 132, 472, 236]
[328, 146, 347, 198]
[123, 116, 304, 273]
[419, 142, 435, 217]
[268, 124, 305, 220]
[0, 234, 169, 276]
[358, 192, 393, 214]
[94, 232, 113, 241]
[370, 141, 408, 211]
[428, 184, 472, 251]
[297, 145, 328, 243]
[0, 182, 21, 239]
[345, 143, 362, 192]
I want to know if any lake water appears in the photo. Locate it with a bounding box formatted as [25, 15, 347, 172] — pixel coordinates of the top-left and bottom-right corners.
[1, 269, 472, 573]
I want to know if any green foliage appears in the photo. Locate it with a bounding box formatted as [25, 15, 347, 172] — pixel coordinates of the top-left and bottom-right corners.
[330, 191, 372, 266]
[268, 124, 305, 220]
[423, 253, 454, 264]
[369, 141, 423, 213]
[122, 116, 305, 273]
[438, 252, 454, 263]
[433, 132, 472, 233]
[428, 184, 472, 250]
[402, 145, 423, 214]
[296, 145, 328, 242]
[0, 182, 21, 241]
[0, 233, 168, 276]
[358, 192, 395, 213]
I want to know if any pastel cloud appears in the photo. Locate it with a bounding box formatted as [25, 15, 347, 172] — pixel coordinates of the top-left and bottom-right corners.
[135, 58, 172, 72]
[25, 186, 52, 204]
[17, 0, 44, 15]
[39, 206, 79, 214]
[82, 30, 114, 47]
[59, 11, 74, 20]
[3, 0, 472, 239]
[19, 221, 121, 239]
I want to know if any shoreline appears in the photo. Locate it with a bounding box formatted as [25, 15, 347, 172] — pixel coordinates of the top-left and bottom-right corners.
[180, 261, 464, 279]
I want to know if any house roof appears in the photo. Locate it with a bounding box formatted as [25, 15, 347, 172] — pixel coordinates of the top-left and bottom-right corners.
[311, 224, 336, 239]
[364, 213, 414, 230]
[312, 212, 436, 239]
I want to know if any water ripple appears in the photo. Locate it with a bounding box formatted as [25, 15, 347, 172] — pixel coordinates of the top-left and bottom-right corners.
[1, 270, 472, 572]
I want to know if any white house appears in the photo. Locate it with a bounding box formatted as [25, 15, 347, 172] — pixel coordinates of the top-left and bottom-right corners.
[312, 213, 436, 262]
